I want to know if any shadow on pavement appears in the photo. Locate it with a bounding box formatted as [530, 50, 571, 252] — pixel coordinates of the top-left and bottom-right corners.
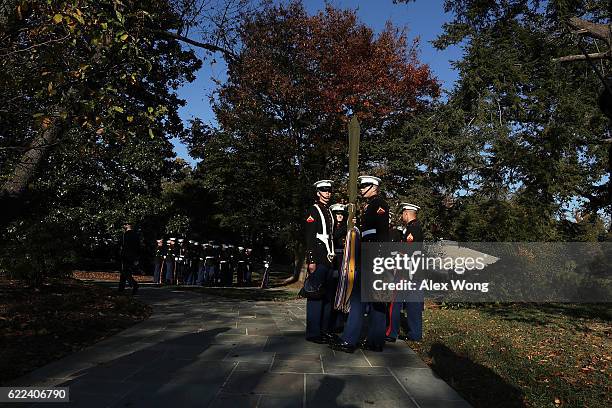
[30, 327, 233, 407]
[308, 375, 358, 408]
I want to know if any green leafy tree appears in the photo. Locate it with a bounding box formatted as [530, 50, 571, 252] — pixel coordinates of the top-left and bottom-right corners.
[397, 0, 611, 241]
[0, 0, 242, 283]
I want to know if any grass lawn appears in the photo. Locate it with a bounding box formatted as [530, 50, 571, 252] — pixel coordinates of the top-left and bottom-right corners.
[0, 278, 151, 384]
[408, 303, 611, 408]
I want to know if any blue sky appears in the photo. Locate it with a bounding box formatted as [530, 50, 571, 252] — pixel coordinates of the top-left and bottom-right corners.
[173, 0, 463, 164]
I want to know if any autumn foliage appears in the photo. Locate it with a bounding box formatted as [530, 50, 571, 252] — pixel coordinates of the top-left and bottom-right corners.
[214, 1, 439, 138]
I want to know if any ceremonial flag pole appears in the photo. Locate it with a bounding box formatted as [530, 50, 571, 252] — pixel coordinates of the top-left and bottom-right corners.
[347, 116, 360, 229]
[335, 116, 361, 313]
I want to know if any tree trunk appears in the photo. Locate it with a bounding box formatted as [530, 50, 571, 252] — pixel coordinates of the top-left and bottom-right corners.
[0, 118, 63, 226]
[297, 254, 307, 282]
[291, 241, 306, 282]
[608, 142, 612, 234]
[280, 244, 305, 285]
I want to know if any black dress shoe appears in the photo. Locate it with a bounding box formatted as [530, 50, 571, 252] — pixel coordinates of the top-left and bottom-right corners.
[322, 332, 341, 344]
[306, 336, 327, 344]
[362, 343, 384, 352]
[384, 336, 396, 343]
[331, 340, 356, 353]
[398, 334, 421, 341]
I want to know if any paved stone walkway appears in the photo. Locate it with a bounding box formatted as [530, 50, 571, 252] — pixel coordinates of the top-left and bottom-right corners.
[9, 286, 472, 408]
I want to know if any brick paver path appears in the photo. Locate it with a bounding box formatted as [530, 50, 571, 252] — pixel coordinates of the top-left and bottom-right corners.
[10, 286, 472, 408]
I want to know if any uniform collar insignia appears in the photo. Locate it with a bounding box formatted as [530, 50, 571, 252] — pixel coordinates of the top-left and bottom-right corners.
[306, 215, 315, 223]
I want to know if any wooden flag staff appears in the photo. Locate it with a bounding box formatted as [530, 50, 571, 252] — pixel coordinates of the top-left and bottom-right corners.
[335, 116, 361, 313]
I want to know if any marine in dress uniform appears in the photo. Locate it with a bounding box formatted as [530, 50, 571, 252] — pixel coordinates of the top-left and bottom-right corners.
[197, 243, 210, 285]
[244, 248, 253, 285]
[328, 203, 348, 334]
[304, 179, 335, 343]
[164, 238, 176, 284]
[185, 241, 199, 285]
[219, 244, 231, 286]
[385, 216, 402, 335]
[260, 246, 272, 288]
[331, 204, 348, 267]
[175, 238, 187, 285]
[153, 239, 165, 285]
[227, 244, 237, 286]
[212, 244, 221, 284]
[332, 176, 389, 352]
[236, 246, 247, 286]
[206, 241, 217, 285]
[386, 203, 424, 342]
[198, 243, 207, 285]
[184, 240, 194, 284]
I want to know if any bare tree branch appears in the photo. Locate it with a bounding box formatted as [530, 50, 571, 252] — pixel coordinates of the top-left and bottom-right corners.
[553, 51, 610, 62]
[152, 29, 236, 59]
[556, 17, 611, 64]
[567, 17, 611, 44]
[0, 34, 71, 58]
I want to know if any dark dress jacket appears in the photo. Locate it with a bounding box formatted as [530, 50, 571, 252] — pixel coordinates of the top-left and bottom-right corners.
[305, 202, 334, 267]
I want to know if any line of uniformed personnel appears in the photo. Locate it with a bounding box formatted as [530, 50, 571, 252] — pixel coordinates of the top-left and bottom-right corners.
[304, 177, 424, 353]
[152, 239, 263, 287]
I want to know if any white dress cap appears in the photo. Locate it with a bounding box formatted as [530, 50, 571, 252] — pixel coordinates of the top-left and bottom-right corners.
[400, 203, 420, 211]
[358, 175, 381, 186]
[313, 179, 333, 189]
[330, 203, 346, 212]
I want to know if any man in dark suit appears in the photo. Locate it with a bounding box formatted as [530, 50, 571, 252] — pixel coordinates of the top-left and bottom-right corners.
[119, 221, 140, 294]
